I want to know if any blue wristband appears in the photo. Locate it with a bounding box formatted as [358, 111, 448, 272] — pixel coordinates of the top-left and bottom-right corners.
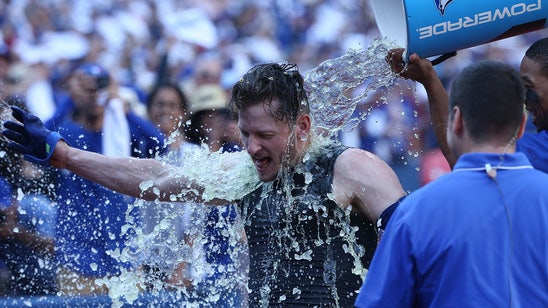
[24, 131, 63, 165]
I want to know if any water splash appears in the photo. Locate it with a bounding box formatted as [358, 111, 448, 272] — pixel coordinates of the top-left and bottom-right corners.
[305, 37, 400, 133]
[102, 145, 254, 307]
[169, 146, 261, 202]
[0, 100, 18, 143]
[103, 38, 406, 307]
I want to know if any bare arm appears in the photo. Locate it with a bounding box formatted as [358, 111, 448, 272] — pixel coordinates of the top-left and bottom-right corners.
[387, 49, 457, 168]
[50, 141, 228, 204]
[331, 148, 406, 222]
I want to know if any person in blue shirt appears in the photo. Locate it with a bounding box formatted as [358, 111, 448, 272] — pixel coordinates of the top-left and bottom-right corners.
[356, 61, 548, 307]
[45, 63, 167, 295]
[386, 38, 548, 172]
[514, 38, 548, 171]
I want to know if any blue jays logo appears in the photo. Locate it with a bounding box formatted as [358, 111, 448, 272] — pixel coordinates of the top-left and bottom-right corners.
[434, 0, 454, 15]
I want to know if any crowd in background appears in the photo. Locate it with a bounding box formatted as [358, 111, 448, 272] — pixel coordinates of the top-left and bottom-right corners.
[0, 0, 547, 302]
[0, 0, 546, 190]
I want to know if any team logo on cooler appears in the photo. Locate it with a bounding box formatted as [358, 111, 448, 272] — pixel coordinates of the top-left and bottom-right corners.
[434, 0, 454, 15]
[420, 0, 543, 39]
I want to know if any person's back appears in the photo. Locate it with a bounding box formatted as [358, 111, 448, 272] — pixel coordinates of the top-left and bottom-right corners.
[357, 61, 548, 307]
[377, 156, 548, 306]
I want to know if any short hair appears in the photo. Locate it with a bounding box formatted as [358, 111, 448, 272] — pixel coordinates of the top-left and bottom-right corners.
[229, 63, 309, 126]
[524, 37, 548, 77]
[449, 61, 524, 143]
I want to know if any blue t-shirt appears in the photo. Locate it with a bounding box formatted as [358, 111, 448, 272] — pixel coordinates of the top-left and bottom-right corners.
[53, 113, 167, 277]
[356, 152, 548, 307]
[516, 130, 548, 173]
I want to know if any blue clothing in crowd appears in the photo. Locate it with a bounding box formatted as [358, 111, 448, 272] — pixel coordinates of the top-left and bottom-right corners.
[49, 112, 167, 277]
[516, 130, 548, 173]
[0, 177, 58, 295]
[356, 152, 548, 307]
[0, 177, 11, 207]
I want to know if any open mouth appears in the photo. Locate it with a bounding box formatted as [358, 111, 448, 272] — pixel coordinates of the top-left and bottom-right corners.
[254, 157, 272, 171]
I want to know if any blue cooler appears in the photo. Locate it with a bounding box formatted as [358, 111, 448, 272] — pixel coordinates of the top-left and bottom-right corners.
[371, 0, 548, 61]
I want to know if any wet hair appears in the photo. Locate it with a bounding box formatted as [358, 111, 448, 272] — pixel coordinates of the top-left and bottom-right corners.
[449, 61, 524, 143]
[229, 63, 309, 126]
[524, 38, 548, 77]
[146, 82, 189, 113]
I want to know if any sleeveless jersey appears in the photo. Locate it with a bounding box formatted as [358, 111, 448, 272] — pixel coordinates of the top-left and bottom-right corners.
[240, 144, 377, 307]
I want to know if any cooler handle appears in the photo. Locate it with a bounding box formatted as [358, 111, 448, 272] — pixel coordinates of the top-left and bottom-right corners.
[431, 51, 457, 66]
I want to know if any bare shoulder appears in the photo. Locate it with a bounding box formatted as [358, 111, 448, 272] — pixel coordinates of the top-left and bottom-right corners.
[334, 147, 395, 176]
[332, 147, 405, 220]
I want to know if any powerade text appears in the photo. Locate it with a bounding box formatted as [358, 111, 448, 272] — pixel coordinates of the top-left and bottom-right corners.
[418, 0, 543, 39]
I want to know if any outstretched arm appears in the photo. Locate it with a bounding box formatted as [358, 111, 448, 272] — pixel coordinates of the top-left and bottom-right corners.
[3, 106, 229, 205]
[51, 141, 203, 202]
[387, 49, 457, 168]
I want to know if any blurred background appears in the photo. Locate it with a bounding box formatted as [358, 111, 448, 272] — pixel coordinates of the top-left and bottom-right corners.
[0, 0, 547, 190]
[1, 0, 546, 191]
[0, 0, 547, 305]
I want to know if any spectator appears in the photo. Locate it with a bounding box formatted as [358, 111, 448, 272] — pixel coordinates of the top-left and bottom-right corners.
[44, 63, 167, 295]
[418, 147, 451, 185]
[0, 178, 57, 296]
[146, 81, 189, 152]
[139, 81, 196, 294]
[145, 81, 247, 306]
[184, 83, 247, 307]
[186, 84, 238, 152]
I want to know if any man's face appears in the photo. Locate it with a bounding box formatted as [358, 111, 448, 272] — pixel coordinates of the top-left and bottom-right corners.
[520, 56, 548, 132]
[238, 99, 295, 182]
[69, 73, 105, 118]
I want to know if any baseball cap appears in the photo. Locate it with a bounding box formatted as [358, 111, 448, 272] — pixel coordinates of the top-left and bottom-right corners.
[75, 63, 111, 89]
